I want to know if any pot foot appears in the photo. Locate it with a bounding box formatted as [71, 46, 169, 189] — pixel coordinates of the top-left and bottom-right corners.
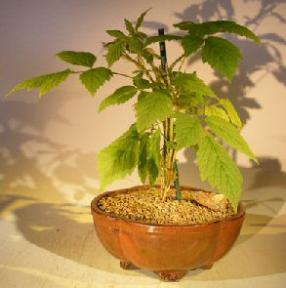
[202, 263, 213, 270]
[120, 260, 137, 270]
[154, 270, 187, 282]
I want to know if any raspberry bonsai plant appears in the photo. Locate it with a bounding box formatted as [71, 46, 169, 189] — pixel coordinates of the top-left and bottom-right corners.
[8, 9, 260, 280]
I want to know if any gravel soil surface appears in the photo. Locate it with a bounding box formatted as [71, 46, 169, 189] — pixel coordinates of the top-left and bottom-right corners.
[98, 187, 235, 225]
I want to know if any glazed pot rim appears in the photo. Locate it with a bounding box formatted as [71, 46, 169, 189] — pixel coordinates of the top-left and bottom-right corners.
[91, 185, 245, 228]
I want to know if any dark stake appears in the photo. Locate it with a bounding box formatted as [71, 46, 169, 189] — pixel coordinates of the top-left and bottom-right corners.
[158, 28, 167, 73]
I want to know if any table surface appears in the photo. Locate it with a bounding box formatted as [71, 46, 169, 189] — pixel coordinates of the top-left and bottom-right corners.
[1, 165, 286, 288]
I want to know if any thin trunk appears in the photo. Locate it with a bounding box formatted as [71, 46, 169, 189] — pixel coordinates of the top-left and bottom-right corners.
[158, 28, 181, 201]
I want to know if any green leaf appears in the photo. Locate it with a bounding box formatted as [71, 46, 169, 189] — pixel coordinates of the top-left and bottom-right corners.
[197, 135, 243, 210]
[124, 19, 135, 34]
[138, 133, 149, 183]
[136, 91, 173, 132]
[202, 36, 242, 80]
[176, 93, 206, 110]
[106, 30, 126, 39]
[138, 130, 161, 185]
[144, 34, 182, 46]
[146, 129, 161, 185]
[174, 21, 195, 30]
[56, 51, 96, 67]
[80, 67, 112, 96]
[135, 8, 151, 30]
[174, 20, 260, 43]
[126, 37, 144, 54]
[7, 69, 72, 97]
[181, 34, 204, 56]
[206, 116, 256, 160]
[141, 48, 156, 63]
[99, 86, 137, 111]
[97, 125, 140, 190]
[205, 105, 229, 122]
[173, 72, 216, 98]
[219, 98, 242, 128]
[133, 72, 154, 89]
[175, 113, 205, 150]
[134, 31, 148, 40]
[106, 40, 125, 66]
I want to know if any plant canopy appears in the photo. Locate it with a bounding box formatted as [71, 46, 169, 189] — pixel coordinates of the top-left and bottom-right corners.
[7, 9, 260, 210]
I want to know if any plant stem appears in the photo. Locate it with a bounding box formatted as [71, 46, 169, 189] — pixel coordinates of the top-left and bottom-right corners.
[178, 56, 186, 71]
[123, 53, 155, 82]
[112, 71, 133, 78]
[174, 159, 182, 202]
[74, 70, 132, 79]
[158, 28, 178, 201]
[169, 53, 185, 71]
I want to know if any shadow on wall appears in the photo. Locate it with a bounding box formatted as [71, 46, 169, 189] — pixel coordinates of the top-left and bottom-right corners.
[0, 93, 99, 205]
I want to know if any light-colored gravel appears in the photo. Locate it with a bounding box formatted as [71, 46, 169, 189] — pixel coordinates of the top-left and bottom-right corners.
[98, 187, 235, 225]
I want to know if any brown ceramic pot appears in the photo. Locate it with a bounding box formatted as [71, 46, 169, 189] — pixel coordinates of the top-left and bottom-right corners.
[91, 185, 245, 281]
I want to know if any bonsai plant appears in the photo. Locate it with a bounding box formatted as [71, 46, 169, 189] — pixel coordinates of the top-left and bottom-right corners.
[8, 9, 260, 281]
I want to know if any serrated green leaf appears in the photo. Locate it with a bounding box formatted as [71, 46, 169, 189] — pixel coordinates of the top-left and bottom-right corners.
[135, 8, 151, 30]
[133, 78, 151, 89]
[173, 72, 216, 98]
[144, 34, 182, 46]
[181, 34, 204, 56]
[106, 30, 126, 39]
[141, 48, 154, 63]
[147, 129, 161, 185]
[80, 67, 112, 96]
[138, 133, 149, 183]
[133, 72, 153, 89]
[138, 130, 161, 185]
[176, 93, 206, 110]
[136, 91, 172, 132]
[174, 21, 195, 30]
[124, 19, 135, 34]
[126, 37, 144, 54]
[134, 31, 148, 40]
[175, 113, 205, 150]
[56, 51, 96, 67]
[7, 69, 72, 97]
[202, 36, 242, 80]
[174, 20, 260, 43]
[97, 124, 140, 190]
[106, 40, 125, 66]
[205, 105, 229, 122]
[99, 86, 137, 111]
[219, 98, 242, 128]
[197, 135, 243, 210]
[206, 116, 256, 160]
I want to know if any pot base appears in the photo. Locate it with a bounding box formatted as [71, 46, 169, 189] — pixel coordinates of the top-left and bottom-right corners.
[119, 259, 213, 281]
[119, 260, 187, 281]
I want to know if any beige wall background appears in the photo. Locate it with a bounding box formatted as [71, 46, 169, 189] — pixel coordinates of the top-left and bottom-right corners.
[1, 0, 286, 204]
